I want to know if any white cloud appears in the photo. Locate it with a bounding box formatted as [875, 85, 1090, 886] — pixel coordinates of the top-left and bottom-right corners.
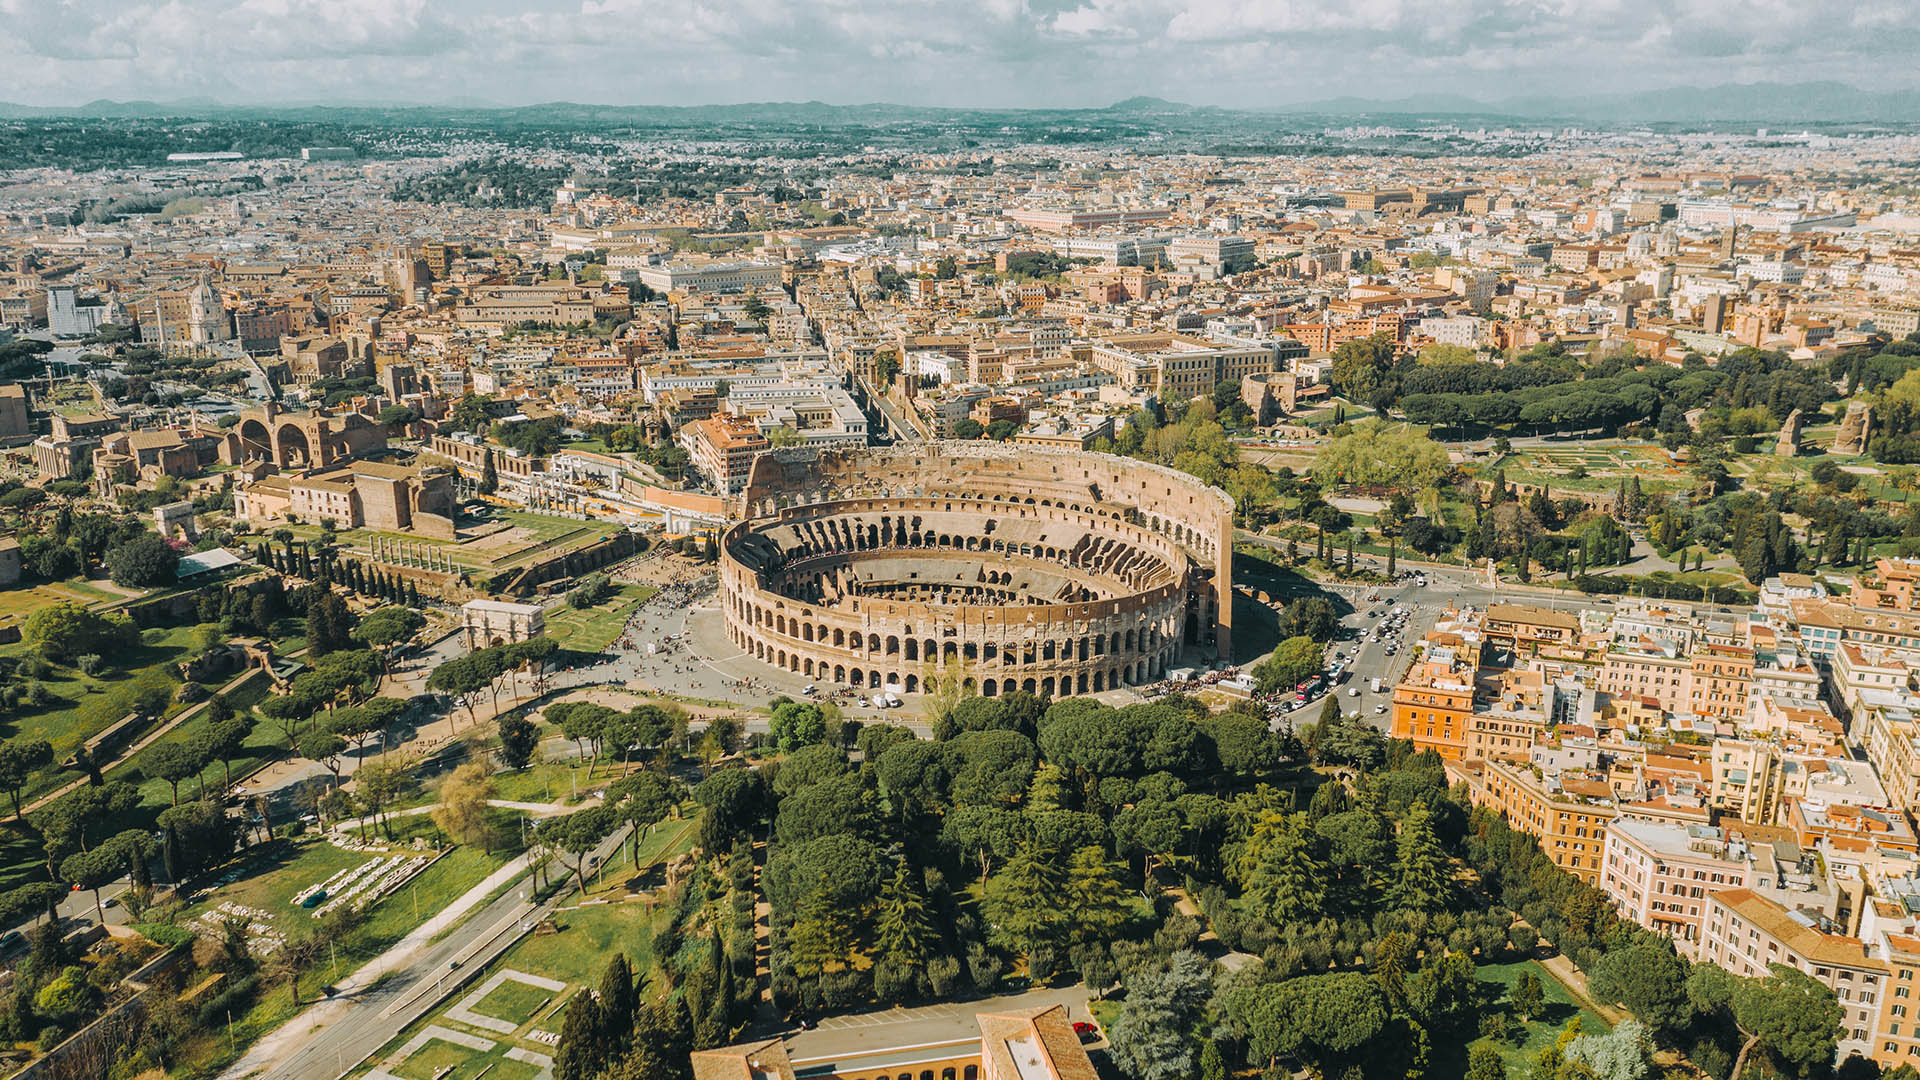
[0, 0, 1916, 107]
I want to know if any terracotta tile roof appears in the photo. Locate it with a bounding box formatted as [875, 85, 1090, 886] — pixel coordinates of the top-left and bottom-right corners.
[1712, 888, 1887, 971]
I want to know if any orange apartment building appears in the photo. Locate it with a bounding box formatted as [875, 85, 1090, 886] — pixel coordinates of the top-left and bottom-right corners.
[1483, 603, 1583, 657]
[678, 414, 769, 494]
[1391, 658, 1476, 760]
[1689, 642, 1754, 722]
[1856, 558, 1920, 613]
[1456, 758, 1619, 881]
[1870, 924, 1920, 1068]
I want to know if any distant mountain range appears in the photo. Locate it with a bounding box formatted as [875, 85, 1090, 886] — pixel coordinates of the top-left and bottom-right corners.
[1271, 81, 1920, 124]
[0, 81, 1914, 126]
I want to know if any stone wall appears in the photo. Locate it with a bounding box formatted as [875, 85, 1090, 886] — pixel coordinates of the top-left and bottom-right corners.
[724, 442, 1234, 692]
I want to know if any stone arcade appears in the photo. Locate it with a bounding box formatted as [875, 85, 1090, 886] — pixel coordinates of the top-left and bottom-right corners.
[719, 442, 1233, 696]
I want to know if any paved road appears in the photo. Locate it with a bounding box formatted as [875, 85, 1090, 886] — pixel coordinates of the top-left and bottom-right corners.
[1236, 529, 1683, 730]
[233, 824, 631, 1080]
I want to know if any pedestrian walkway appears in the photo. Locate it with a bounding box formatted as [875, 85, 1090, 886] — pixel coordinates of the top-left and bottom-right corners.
[218, 851, 535, 1080]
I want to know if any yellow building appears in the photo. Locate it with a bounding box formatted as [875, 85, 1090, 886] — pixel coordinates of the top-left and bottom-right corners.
[1457, 759, 1618, 882]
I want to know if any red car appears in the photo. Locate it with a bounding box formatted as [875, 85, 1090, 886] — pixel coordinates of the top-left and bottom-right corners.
[1073, 1021, 1099, 1042]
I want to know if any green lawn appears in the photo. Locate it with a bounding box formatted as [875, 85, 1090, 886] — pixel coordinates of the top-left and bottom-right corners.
[391, 1037, 539, 1080]
[544, 585, 657, 652]
[499, 512, 618, 547]
[488, 760, 599, 806]
[0, 665, 278, 891]
[1470, 960, 1612, 1074]
[474, 977, 562, 1024]
[0, 623, 231, 805]
[171, 826, 528, 1080]
[0, 579, 125, 636]
[495, 898, 661, 991]
[276, 511, 620, 574]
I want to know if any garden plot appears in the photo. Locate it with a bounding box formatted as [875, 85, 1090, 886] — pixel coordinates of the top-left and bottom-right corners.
[444, 970, 567, 1035]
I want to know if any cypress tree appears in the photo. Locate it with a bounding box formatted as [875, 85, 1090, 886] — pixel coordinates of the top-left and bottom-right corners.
[162, 826, 181, 882]
[554, 992, 607, 1080]
[597, 953, 637, 1051]
[1385, 803, 1453, 913]
[874, 863, 936, 971]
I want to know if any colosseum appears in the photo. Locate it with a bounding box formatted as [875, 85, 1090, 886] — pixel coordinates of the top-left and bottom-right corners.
[719, 442, 1233, 698]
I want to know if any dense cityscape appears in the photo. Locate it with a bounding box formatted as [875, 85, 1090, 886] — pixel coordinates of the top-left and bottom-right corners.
[5, 39, 1920, 1080]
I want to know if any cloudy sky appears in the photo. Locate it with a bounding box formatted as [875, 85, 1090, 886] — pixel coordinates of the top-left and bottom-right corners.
[1, 0, 1916, 108]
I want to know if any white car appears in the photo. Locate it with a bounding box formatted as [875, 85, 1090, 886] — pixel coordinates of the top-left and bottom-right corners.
[1348, 687, 1360, 697]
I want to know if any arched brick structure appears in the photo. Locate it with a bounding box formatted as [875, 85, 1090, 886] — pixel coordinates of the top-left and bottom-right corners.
[720, 443, 1233, 694]
[220, 401, 387, 469]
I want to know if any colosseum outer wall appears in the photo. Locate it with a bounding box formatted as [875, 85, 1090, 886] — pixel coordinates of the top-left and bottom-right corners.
[721, 442, 1233, 695]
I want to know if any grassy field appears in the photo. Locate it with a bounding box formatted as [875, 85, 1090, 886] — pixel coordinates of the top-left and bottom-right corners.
[474, 977, 562, 1023]
[349, 812, 702, 1080]
[1470, 959, 1613, 1074]
[392, 1040, 540, 1080]
[284, 510, 619, 573]
[497, 901, 659, 992]
[544, 584, 657, 653]
[0, 579, 125, 636]
[0, 623, 216, 796]
[0, 665, 286, 895]
[172, 823, 528, 1080]
[1489, 444, 1696, 497]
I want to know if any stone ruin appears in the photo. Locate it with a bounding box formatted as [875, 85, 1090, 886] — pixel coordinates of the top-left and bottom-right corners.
[1774, 409, 1803, 457]
[1834, 400, 1873, 456]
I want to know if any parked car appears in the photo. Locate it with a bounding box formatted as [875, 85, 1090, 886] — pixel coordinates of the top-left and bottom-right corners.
[1073, 1021, 1100, 1042]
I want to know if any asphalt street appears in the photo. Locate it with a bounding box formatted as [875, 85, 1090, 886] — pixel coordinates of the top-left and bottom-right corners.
[1237, 529, 1644, 729]
[235, 824, 632, 1080]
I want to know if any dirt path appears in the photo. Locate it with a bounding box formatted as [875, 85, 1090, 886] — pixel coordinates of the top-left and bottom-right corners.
[1539, 952, 1627, 1025]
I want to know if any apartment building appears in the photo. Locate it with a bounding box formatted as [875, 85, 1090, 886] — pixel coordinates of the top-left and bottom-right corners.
[1458, 758, 1618, 882]
[1690, 643, 1754, 722]
[1868, 931, 1920, 1068]
[1601, 820, 1763, 954]
[1702, 889, 1884, 1059]
[1599, 646, 1694, 716]
[1483, 603, 1582, 657]
[1832, 643, 1915, 723]
[1710, 737, 1784, 826]
[1390, 653, 1476, 760]
[1861, 699, 1920, 817]
[678, 414, 769, 494]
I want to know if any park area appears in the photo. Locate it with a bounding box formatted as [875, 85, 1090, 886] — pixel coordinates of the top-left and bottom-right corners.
[1490, 444, 1697, 498]
[0, 579, 133, 640]
[349, 812, 702, 1080]
[1466, 959, 1615, 1075]
[167, 817, 531, 1078]
[543, 584, 657, 653]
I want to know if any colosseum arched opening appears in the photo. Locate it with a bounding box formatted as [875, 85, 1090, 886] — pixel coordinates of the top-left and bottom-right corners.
[719, 443, 1233, 697]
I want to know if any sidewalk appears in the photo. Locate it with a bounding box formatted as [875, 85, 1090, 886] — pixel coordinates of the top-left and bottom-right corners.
[218, 851, 534, 1080]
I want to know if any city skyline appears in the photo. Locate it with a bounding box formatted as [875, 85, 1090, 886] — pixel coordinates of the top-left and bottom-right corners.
[3, 0, 1920, 112]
